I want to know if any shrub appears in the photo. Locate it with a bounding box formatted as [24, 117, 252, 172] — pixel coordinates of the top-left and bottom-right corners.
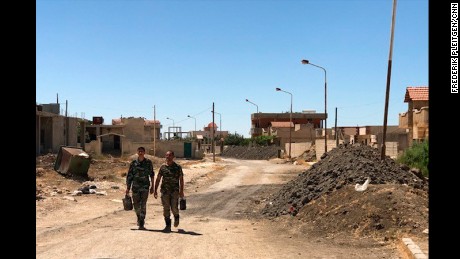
[253, 135, 275, 146]
[397, 140, 429, 177]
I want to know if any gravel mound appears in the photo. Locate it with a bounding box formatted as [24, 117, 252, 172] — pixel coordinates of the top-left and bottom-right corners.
[261, 143, 428, 217]
[220, 145, 281, 160]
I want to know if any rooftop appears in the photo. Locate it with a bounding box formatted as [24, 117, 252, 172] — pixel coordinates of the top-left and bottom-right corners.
[404, 86, 429, 102]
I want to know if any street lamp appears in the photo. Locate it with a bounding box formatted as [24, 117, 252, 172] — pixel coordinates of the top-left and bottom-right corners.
[187, 115, 196, 131]
[246, 99, 260, 136]
[245, 99, 259, 113]
[211, 111, 222, 139]
[276, 87, 292, 158]
[301, 59, 328, 154]
[166, 117, 175, 127]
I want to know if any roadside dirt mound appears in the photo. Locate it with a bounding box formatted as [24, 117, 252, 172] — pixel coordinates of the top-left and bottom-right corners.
[220, 145, 281, 160]
[261, 143, 428, 240]
[296, 184, 428, 240]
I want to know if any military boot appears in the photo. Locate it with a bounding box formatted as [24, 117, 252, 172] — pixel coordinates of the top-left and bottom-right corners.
[174, 215, 180, 227]
[138, 218, 146, 230]
[163, 217, 171, 233]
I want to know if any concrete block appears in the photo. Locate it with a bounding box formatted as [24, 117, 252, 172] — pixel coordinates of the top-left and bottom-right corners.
[402, 238, 413, 245]
[408, 246, 423, 254]
[414, 253, 428, 259]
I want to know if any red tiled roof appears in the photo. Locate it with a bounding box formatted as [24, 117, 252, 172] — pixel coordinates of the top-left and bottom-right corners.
[404, 86, 429, 102]
[270, 121, 293, 128]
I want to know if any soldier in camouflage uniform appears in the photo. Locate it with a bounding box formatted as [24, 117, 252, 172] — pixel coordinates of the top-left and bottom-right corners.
[154, 150, 184, 232]
[126, 147, 154, 230]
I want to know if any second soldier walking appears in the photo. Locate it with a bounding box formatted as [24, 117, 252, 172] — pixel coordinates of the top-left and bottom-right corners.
[154, 150, 184, 232]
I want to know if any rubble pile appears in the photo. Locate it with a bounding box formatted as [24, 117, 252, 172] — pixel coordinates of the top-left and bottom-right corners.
[220, 145, 281, 160]
[262, 143, 428, 218]
[298, 144, 316, 162]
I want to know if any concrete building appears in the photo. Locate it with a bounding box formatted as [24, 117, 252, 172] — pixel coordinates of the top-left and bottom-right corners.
[188, 122, 229, 154]
[84, 117, 161, 156]
[36, 103, 79, 155]
[333, 86, 428, 158]
[190, 122, 229, 139]
[79, 117, 209, 158]
[248, 111, 327, 139]
[246, 111, 328, 157]
[399, 86, 429, 147]
[335, 125, 407, 158]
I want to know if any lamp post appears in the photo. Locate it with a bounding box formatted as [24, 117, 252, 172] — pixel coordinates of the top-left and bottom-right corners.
[245, 99, 258, 113]
[187, 115, 196, 131]
[301, 59, 328, 154]
[276, 87, 292, 158]
[166, 117, 174, 140]
[166, 117, 175, 127]
[246, 98, 260, 137]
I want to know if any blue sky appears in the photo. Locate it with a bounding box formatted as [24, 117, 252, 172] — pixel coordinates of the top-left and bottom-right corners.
[36, 0, 428, 138]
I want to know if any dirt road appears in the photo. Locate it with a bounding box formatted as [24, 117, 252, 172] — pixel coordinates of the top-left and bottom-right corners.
[36, 157, 402, 259]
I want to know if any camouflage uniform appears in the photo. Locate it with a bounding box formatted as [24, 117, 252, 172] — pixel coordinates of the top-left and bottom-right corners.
[126, 158, 154, 228]
[158, 162, 183, 220]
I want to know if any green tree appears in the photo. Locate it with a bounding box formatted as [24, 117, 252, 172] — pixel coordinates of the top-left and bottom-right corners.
[224, 133, 246, 146]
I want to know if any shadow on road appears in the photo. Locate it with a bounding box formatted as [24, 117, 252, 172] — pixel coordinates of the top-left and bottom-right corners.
[130, 228, 202, 235]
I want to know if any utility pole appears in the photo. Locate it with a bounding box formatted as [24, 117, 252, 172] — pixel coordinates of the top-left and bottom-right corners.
[212, 102, 215, 162]
[65, 100, 68, 146]
[335, 107, 338, 147]
[381, 0, 397, 160]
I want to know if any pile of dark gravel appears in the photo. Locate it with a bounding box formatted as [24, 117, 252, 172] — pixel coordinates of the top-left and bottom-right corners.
[261, 143, 428, 218]
[220, 145, 281, 160]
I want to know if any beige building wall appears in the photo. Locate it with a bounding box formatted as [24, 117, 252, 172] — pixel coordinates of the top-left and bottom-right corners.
[122, 118, 145, 142]
[121, 140, 199, 159]
[67, 117, 78, 147]
[275, 124, 316, 156]
[84, 140, 99, 154]
[51, 117, 65, 152]
[385, 142, 398, 158]
[287, 142, 312, 158]
[315, 139, 339, 160]
[292, 124, 316, 142]
[273, 128, 290, 150]
[37, 116, 78, 154]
